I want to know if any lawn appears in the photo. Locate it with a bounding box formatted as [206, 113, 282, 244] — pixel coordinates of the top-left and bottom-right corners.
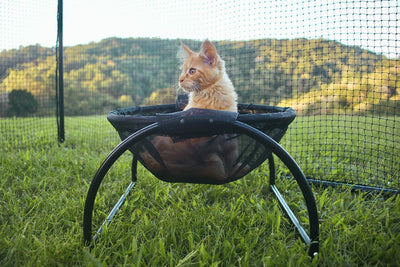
[0, 116, 399, 266]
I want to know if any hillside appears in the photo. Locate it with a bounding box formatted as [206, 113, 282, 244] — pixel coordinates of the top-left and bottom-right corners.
[0, 37, 398, 116]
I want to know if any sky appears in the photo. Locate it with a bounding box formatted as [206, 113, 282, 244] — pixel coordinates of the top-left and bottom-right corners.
[1, 0, 399, 58]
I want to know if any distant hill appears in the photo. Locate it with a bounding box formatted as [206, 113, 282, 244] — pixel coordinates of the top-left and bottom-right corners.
[0, 37, 398, 116]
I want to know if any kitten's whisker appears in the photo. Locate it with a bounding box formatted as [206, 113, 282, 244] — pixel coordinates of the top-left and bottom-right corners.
[172, 83, 187, 95]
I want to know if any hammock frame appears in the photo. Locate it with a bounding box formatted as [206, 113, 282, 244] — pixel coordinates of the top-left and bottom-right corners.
[83, 100, 319, 257]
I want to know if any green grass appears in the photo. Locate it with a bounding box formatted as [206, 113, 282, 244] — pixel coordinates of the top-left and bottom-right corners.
[0, 116, 399, 266]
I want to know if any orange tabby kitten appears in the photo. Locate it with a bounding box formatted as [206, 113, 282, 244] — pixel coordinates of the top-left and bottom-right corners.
[179, 39, 238, 112]
[140, 40, 246, 181]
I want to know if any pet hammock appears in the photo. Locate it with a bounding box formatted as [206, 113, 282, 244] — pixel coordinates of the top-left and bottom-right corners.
[83, 96, 319, 257]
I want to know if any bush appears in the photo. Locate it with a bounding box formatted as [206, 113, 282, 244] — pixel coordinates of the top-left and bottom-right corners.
[6, 89, 38, 117]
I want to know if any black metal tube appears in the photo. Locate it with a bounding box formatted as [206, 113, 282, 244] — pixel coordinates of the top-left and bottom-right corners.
[83, 123, 160, 244]
[131, 157, 138, 182]
[56, 0, 65, 143]
[268, 154, 276, 186]
[232, 121, 319, 256]
[306, 178, 400, 195]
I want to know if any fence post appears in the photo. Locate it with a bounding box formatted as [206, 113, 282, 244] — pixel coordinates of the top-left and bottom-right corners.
[56, 0, 65, 143]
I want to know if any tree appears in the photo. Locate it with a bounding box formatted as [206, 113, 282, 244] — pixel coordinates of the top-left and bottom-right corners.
[6, 89, 38, 117]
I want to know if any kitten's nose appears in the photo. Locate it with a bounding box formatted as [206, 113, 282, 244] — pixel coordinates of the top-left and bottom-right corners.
[179, 74, 185, 84]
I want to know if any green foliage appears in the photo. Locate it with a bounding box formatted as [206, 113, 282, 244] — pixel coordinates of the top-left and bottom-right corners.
[6, 89, 38, 117]
[0, 44, 53, 80]
[0, 116, 399, 266]
[280, 58, 400, 115]
[142, 87, 179, 105]
[0, 38, 399, 116]
[64, 87, 119, 116]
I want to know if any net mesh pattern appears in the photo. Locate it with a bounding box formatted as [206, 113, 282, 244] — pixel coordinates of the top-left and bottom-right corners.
[0, 1, 398, 191]
[0, 0, 57, 148]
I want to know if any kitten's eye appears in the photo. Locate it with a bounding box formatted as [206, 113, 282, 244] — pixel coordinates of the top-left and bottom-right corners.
[188, 68, 196, 75]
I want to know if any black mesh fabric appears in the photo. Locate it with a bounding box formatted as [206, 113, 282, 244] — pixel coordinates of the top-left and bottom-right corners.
[108, 96, 295, 184]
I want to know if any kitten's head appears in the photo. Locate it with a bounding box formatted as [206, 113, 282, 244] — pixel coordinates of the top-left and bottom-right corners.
[178, 40, 224, 92]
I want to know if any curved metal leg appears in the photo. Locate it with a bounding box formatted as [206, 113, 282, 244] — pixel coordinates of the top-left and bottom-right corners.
[83, 123, 160, 245]
[268, 154, 276, 186]
[234, 121, 319, 257]
[268, 154, 318, 256]
[89, 158, 138, 243]
[131, 156, 138, 182]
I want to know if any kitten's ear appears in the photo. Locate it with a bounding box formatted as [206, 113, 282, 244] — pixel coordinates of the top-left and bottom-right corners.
[181, 42, 194, 56]
[177, 42, 193, 64]
[200, 39, 217, 66]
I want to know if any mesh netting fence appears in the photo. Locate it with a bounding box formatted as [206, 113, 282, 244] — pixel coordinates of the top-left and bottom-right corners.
[0, 1, 399, 191]
[0, 0, 58, 148]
